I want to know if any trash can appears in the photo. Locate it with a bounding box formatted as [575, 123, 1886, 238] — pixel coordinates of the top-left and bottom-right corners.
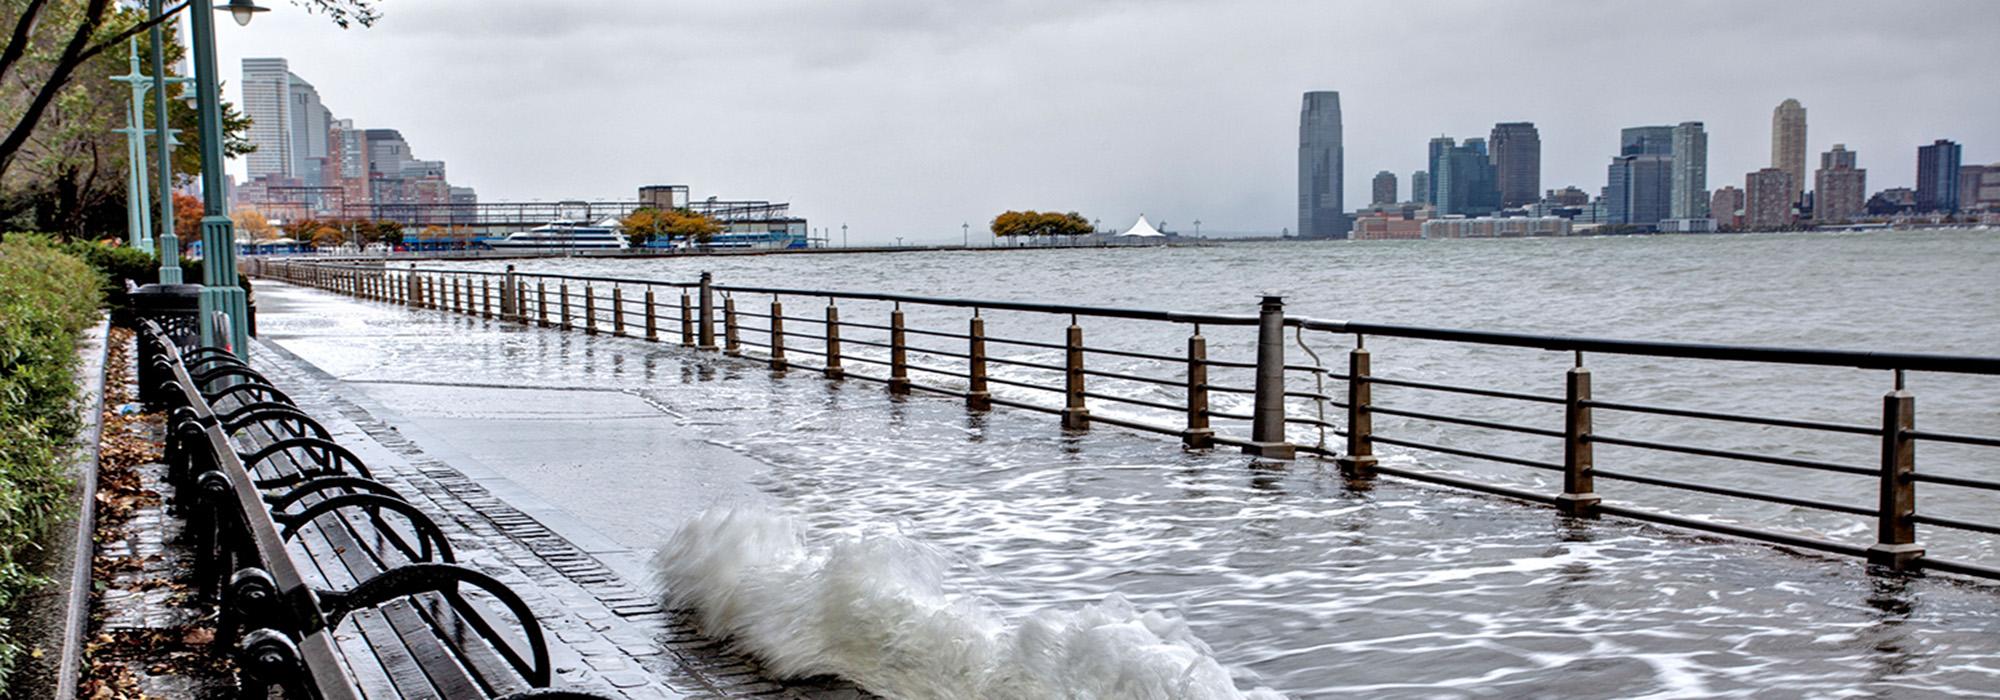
[130, 283, 204, 408]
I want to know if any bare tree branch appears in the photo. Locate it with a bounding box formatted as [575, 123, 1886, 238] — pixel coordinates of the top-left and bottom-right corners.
[0, 0, 56, 86]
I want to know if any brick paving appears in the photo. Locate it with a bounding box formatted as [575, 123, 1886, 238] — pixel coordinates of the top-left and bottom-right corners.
[247, 338, 865, 699]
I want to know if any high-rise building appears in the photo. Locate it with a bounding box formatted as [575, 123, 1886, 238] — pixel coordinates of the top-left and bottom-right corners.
[1961, 163, 2000, 212]
[1710, 186, 1745, 229]
[1410, 171, 1430, 205]
[1744, 168, 1795, 229]
[1770, 99, 1808, 204]
[1489, 122, 1540, 208]
[1669, 122, 1708, 219]
[1544, 186, 1591, 206]
[1297, 92, 1347, 239]
[241, 58, 294, 181]
[1436, 138, 1500, 216]
[1371, 171, 1397, 205]
[1606, 154, 1673, 227]
[1621, 126, 1674, 156]
[287, 74, 330, 185]
[1916, 139, 1962, 213]
[1427, 137, 1452, 204]
[1813, 144, 1866, 223]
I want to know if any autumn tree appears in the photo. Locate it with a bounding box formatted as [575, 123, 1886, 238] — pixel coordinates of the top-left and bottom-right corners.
[625, 207, 722, 245]
[622, 207, 669, 247]
[233, 207, 278, 240]
[990, 210, 1092, 241]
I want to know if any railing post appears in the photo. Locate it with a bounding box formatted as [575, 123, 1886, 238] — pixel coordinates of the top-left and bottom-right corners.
[1868, 373, 1922, 571]
[824, 300, 844, 379]
[500, 265, 518, 320]
[405, 266, 419, 307]
[516, 283, 528, 326]
[481, 278, 492, 318]
[644, 288, 659, 341]
[1335, 338, 1376, 479]
[967, 314, 990, 411]
[1245, 295, 1293, 459]
[1183, 328, 1213, 448]
[698, 272, 717, 350]
[723, 295, 740, 356]
[679, 291, 694, 346]
[1062, 316, 1089, 430]
[536, 281, 549, 327]
[768, 298, 787, 371]
[888, 306, 910, 394]
[560, 283, 573, 330]
[611, 287, 625, 336]
[583, 284, 598, 334]
[1557, 356, 1600, 516]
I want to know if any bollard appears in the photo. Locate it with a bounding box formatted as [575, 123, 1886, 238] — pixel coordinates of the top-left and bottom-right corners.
[612, 287, 625, 336]
[1183, 329, 1213, 448]
[584, 284, 598, 334]
[1557, 356, 1600, 516]
[1867, 374, 1922, 571]
[769, 299, 787, 371]
[644, 289, 659, 341]
[824, 301, 845, 379]
[723, 296, 740, 356]
[888, 307, 910, 394]
[698, 272, 717, 350]
[679, 291, 695, 347]
[967, 314, 990, 411]
[501, 265, 518, 320]
[1335, 340, 1377, 479]
[1062, 318, 1089, 430]
[537, 282, 549, 327]
[1245, 295, 1294, 459]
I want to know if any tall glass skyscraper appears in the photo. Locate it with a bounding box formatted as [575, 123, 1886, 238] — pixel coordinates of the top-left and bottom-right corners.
[1669, 121, 1709, 219]
[1489, 122, 1540, 208]
[1771, 99, 1808, 204]
[1298, 92, 1347, 239]
[1917, 139, 1962, 213]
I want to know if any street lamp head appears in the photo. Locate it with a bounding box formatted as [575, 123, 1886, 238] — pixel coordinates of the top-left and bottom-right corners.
[223, 0, 269, 26]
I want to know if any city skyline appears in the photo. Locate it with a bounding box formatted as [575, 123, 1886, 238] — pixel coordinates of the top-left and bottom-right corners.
[210, 1, 2000, 241]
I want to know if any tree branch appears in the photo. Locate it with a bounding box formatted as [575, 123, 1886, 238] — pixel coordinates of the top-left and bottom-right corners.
[72, 0, 191, 67]
[0, 0, 55, 87]
[0, 0, 113, 178]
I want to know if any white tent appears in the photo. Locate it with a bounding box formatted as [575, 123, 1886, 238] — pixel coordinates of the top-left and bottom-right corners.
[1117, 215, 1166, 237]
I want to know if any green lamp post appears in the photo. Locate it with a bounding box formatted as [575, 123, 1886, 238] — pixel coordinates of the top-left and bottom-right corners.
[188, 0, 266, 354]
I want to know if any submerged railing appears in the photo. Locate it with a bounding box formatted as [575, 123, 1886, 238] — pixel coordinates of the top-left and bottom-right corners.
[247, 258, 2000, 581]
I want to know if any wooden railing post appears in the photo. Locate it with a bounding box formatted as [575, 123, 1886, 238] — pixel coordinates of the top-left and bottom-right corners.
[560, 283, 573, 330]
[723, 295, 740, 356]
[536, 281, 549, 327]
[967, 314, 990, 411]
[1868, 372, 1923, 571]
[1245, 295, 1294, 459]
[679, 291, 695, 346]
[500, 265, 518, 320]
[1335, 339, 1376, 479]
[768, 299, 787, 371]
[405, 266, 419, 307]
[1062, 317, 1089, 430]
[644, 288, 659, 341]
[482, 278, 492, 319]
[583, 284, 598, 334]
[1183, 328, 1213, 448]
[1557, 355, 1600, 516]
[888, 306, 910, 394]
[824, 301, 844, 379]
[611, 287, 625, 336]
[698, 272, 717, 350]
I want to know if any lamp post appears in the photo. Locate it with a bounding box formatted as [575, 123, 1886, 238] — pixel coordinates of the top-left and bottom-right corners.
[961, 221, 968, 248]
[190, 0, 265, 354]
[110, 40, 154, 251]
[841, 223, 848, 248]
[150, 0, 185, 283]
[1193, 219, 1202, 237]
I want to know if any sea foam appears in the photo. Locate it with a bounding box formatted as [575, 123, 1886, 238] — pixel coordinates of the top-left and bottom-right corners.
[652, 508, 1286, 699]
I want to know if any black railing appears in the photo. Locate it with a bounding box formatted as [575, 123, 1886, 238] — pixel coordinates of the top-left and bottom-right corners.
[247, 258, 2000, 581]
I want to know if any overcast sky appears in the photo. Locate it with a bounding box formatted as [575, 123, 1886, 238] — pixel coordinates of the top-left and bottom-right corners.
[213, 0, 1999, 242]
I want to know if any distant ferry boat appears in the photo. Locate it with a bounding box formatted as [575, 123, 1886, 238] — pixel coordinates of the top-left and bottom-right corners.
[483, 220, 628, 252]
[692, 230, 809, 251]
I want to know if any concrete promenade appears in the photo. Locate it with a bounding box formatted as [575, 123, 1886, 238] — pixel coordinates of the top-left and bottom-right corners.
[248, 281, 861, 698]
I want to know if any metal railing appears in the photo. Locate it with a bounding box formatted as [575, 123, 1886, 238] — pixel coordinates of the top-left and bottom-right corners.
[247, 258, 2000, 581]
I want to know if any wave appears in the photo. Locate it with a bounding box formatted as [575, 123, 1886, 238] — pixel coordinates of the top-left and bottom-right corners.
[652, 508, 1285, 699]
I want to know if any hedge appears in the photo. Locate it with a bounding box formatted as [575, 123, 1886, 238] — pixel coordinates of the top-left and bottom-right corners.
[0, 235, 103, 683]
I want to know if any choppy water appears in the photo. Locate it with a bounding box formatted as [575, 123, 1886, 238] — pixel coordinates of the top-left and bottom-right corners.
[326, 230, 2000, 697]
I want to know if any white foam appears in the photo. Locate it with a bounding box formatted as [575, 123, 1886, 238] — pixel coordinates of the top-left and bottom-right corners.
[653, 508, 1286, 699]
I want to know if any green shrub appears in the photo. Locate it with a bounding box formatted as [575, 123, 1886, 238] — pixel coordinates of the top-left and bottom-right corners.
[0, 234, 100, 683]
[60, 241, 157, 308]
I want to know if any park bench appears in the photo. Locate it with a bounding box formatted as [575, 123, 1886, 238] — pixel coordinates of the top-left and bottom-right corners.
[140, 322, 611, 699]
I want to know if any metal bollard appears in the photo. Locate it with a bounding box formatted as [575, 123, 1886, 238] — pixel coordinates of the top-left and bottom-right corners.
[967, 314, 990, 411]
[501, 265, 518, 320]
[1867, 373, 1922, 571]
[1062, 317, 1088, 430]
[769, 299, 787, 371]
[1184, 328, 1213, 448]
[644, 288, 659, 341]
[824, 301, 844, 379]
[698, 272, 716, 350]
[1335, 339, 1376, 479]
[888, 306, 910, 394]
[1245, 295, 1293, 459]
[723, 296, 740, 356]
[1557, 355, 1599, 515]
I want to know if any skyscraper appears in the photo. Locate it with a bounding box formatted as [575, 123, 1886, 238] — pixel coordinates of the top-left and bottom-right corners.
[1916, 139, 1962, 213]
[1489, 122, 1541, 208]
[1669, 122, 1708, 219]
[1427, 137, 1452, 205]
[1620, 126, 1674, 156]
[1410, 171, 1430, 206]
[1436, 138, 1500, 217]
[1371, 171, 1397, 205]
[1814, 144, 1866, 223]
[1744, 168, 1795, 229]
[287, 74, 330, 185]
[1710, 186, 1745, 229]
[1607, 154, 1673, 227]
[1298, 92, 1347, 239]
[241, 58, 294, 181]
[1771, 99, 1808, 204]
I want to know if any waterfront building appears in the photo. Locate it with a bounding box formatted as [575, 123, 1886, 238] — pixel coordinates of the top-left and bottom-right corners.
[1710, 186, 1745, 229]
[1744, 168, 1795, 229]
[1669, 122, 1708, 219]
[1867, 187, 1919, 216]
[1813, 145, 1867, 223]
[241, 58, 295, 181]
[1961, 163, 2000, 212]
[1489, 122, 1541, 208]
[1916, 139, 1962, 213]
[1544, 186, 1591, 206]
[1606, 154, 1673, 228]
[1427, 136, 1455, 205]
[1658, 218, 1716, 233]
[1621, 125, 1675, 156]
[1435, 137, 1500, 217]
[1372, 171, 1397, 205]
[1298, 91, 1348, 239]
[1421, 216, 1571, 239]
[1351, 211, 1429, 240]
[1411, 170, 1431, 205]
[1771, 99, 1808, 204]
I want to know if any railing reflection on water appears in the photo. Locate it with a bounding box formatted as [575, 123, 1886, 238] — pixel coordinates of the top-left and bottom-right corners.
[249, 258, 2000, 582]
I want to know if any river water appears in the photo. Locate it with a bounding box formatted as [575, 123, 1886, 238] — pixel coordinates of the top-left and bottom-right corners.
[416, 230, 2000, 698]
